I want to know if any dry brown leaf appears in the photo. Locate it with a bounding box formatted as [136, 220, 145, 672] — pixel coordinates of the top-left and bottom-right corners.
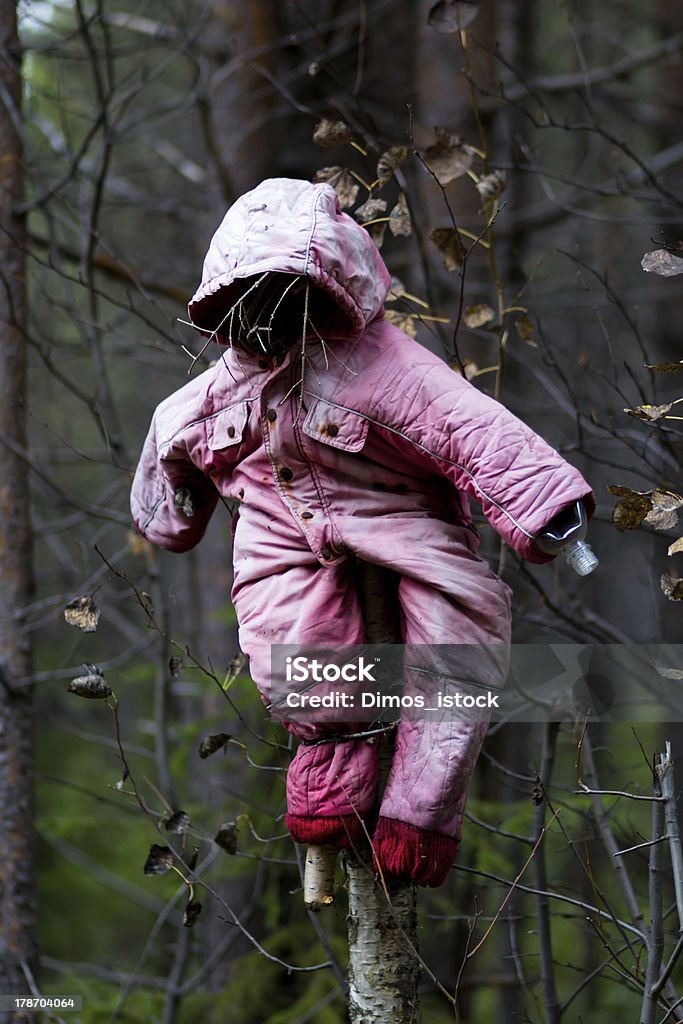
[463, 304, 495, 329]
[354, 197, 387, 223]
[646, 489, 683, 531]
[607, 485, 652, 532]
[424, 128, 473, 185]
[430, 227, 466, 271]
[661, 573, 683, 601]
[515, 315, 535, 344]
[144, 845, 174, 875]
[609, 485, 683, 533]
[367, 222, 387, 248]
[64, 595, 100, 633]
[164, 810, 190, 834]
[314, 166, 359, 208]
[654, 665, 683, 680]
[476, 170, 507, 200]
[428, 0, 480, 33]
[668, 537, 683, 556]
[384, 309, 417, 337]
[641, 249, 683, 277]
[388, 193, 411, 237]
[626, 402, 673, 422]
[68, 665, 111, 700]
[215, 822, 238, 855]
[644, 360, 683, 373]
[387, 276, 406, 301]
[376, 146, 409, 186]
[198, 733, 231, 759]
[313, 119, 353, 148]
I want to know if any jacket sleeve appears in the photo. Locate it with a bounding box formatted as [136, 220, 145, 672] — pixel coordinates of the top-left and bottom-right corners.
[374, 346, 595, 563]
[130, 405, 219, 554]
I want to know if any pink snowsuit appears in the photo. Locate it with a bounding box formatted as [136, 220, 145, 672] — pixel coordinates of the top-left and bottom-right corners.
[131, 178, 594, 886]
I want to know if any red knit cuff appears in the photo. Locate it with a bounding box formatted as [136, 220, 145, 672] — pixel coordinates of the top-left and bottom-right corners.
[285, 813, 367, 849]
[372, 816, 458, 888]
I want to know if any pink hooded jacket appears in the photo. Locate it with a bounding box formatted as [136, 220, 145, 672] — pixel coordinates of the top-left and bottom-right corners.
[131, 178, 594, 886]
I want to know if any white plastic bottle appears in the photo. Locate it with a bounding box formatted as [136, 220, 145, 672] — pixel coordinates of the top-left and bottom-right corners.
[535, 500, 599, 576]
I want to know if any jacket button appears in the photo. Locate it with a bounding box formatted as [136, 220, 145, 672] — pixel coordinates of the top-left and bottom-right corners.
[279, 467, 293, 482]
[266, 409, 277, 422]
[326, 423, 339, 437]
[301, 511, 313, 520]
[227, 425, 236, 438]
[321, 545, 332, 559]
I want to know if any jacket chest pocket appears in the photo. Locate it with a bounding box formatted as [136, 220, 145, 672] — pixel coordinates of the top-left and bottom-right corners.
[302, 399, 369, 453]
[206, 401, 249, 451]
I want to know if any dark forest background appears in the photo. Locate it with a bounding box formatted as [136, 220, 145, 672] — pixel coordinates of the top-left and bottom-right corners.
[1, 1, 683, 1021]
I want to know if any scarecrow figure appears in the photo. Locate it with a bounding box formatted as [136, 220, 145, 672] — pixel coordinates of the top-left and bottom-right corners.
[131, 178, 595, 887]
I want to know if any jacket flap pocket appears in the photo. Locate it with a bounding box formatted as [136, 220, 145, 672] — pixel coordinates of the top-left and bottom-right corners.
[302, 400, 369, 453]
[207, 402, 249, 450]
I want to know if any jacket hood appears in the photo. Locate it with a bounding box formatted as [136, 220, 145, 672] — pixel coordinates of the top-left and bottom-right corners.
[188, 178, 391, 340]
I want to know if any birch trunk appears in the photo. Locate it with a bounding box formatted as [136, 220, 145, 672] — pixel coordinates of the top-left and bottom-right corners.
[345, 561, 421, 1024]
[0, 0, 38, 1007]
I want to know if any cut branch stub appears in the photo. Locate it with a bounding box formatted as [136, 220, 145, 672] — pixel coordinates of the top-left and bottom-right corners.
[303, 844, 338, 911]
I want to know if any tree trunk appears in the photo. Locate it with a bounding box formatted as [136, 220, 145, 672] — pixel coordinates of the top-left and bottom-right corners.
[0, 0, 37, 1012]
[345, 561, 421, 1024]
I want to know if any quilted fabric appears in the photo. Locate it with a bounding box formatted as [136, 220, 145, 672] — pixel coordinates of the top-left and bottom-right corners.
[131, 178, 594, 885]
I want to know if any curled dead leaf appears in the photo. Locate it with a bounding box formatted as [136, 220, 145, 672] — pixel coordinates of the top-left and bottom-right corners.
[646, 489, 683, 531]
[64, 595, 100, 633]
[354, 197, 387, 223]
[387, 276, 406, 301]
[625, 402, 673, 422]
[668, 537, 683, 556]
[313, 118, 353, 149]
[654, 665, 683, 680]
[476, 170, 507, 200]
[661, 573, 683, 601]
[198, 733, 231, 759]
[168, 656, 183, 678]
[430, 227, 466, 271]
[68, 664, 112, 700]
[376, 146, 409, 186]
[641, 249, 683, 277]
[463, 304, 495, 329]
[143, 844, 174, 875]
[384, 309, 417, 338]
[428, 0, 480, 32]
[607, 485, 652, 532]
[515, 315, 535, 344]
[183, 899, 202, 928]
[314, 167, 359, 209]
[368, 222, 387, 248]
[215, 822, 238, 855]
[388, 193, 411, 237]
[173, 487, 194, 518]
[424, 128, 473, 185]
[164, 810, 190, 834]
[608, 485, 683, 533]
[644, 360, 683, 373]
[222, 653, 247, 690]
